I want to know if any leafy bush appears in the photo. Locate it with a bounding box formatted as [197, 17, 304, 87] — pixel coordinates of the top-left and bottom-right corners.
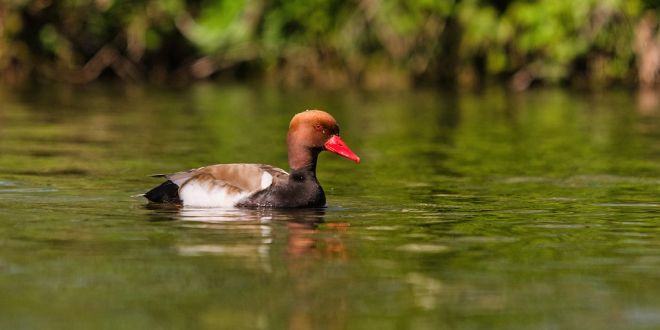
[0, 0, 653, 88]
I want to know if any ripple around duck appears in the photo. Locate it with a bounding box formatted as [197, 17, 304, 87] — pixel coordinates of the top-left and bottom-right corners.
[0, 187, 58, 193]
[529, 223, 596, 229]
[500, 176, 549, 184]
[176, 207, 270, 223]
[593, 203, 660, 207]
[625, 308, 660, 327]
[177, 244, 267, 257]
[396, 243, 451, 253]
[364, 225, 404, 231]
[144, 206, 327, 225]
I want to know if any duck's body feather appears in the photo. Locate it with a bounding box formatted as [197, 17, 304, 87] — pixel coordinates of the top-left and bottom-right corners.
[145, 163, 325, 208]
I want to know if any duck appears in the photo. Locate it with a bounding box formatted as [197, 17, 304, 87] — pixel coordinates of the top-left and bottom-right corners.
[143, 110, 360, 208]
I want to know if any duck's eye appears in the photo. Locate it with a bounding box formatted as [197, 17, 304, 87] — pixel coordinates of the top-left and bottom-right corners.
[313, 124, 323, 131]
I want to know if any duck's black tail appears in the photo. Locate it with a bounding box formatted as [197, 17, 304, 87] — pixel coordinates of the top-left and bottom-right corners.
[144, 180, 182, 204]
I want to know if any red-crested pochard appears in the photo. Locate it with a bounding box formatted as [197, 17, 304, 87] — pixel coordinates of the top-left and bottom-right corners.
[143, 110, 360, 208]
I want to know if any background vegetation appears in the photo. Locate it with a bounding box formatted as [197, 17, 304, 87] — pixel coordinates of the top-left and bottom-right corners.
[1, 0, 660, 89]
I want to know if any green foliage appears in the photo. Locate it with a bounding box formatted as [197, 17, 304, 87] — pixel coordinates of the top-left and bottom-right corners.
[0, 0, 654, 87]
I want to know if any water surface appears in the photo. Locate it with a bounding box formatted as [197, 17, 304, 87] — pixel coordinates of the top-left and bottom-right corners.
[0, 85, 658, 329]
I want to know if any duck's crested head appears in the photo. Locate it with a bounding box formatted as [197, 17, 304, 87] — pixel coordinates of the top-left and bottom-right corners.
[287, 109, 360, 167]
[288, 109, 340, 147]
[289, 110, 339, 134]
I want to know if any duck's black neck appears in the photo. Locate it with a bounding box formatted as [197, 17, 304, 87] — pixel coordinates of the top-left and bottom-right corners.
[289, 163, 318, 181]
[288, 146, 321, 173]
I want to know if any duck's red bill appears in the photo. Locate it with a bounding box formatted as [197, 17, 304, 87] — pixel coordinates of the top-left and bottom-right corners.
[324, 135, 360, 163]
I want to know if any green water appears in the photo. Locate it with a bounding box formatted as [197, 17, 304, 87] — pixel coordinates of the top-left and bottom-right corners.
[0, 85, 658, 329]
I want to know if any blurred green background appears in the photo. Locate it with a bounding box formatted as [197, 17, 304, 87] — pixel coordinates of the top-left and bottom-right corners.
[2, 0, 660, 89]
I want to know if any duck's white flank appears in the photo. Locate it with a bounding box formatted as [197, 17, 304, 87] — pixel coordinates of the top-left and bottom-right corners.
[260, 172, 273, 189]
[179, 181, 250, 208]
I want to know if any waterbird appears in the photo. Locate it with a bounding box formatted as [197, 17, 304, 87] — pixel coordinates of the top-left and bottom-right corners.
[143, 110, 360, 208]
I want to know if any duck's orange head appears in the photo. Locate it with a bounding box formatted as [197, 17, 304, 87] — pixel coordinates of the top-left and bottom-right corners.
[288, 110, 360, 164]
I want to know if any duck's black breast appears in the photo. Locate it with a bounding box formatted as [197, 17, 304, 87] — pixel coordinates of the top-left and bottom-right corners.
[238, 169, 325, 208]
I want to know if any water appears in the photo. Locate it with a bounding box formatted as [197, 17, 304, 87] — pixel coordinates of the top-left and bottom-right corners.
[0, 85, 658, 329]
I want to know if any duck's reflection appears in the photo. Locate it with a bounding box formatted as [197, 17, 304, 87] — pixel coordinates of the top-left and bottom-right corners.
[145, 205, 347, 262]
[638, 88, 660, 115]
[145, 205, 349, 328]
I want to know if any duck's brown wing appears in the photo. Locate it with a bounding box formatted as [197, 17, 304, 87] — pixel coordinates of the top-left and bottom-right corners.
[168, 164, 288, 191]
